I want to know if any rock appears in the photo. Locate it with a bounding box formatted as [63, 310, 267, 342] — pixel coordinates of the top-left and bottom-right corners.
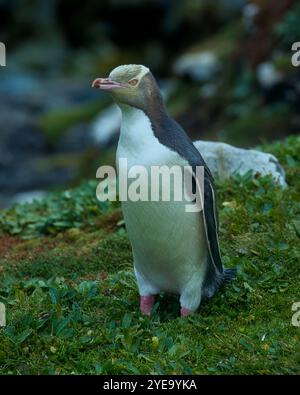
[174, 51, 221, 81]
[193, 140, 286, 187]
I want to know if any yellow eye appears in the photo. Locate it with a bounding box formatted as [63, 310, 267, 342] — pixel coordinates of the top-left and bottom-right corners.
[128, 79, 138, 86]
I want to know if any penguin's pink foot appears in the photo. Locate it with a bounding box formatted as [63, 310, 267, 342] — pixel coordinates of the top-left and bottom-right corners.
[140, 295, 155, 315]
[180, 307, 193, 317]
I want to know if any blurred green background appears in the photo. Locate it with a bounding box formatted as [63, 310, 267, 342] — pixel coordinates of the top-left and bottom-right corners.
[0, 0, 299, 207]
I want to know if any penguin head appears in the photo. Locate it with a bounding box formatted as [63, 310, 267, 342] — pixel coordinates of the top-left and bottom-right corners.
[92, 64, 163, 110]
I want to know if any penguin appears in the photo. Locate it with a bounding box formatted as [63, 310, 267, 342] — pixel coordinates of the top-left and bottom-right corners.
[92, 64, 235, 317]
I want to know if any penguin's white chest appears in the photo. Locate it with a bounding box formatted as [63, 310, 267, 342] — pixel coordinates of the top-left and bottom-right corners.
[117, 107, 173, 167]
[116, 108, 207, 293]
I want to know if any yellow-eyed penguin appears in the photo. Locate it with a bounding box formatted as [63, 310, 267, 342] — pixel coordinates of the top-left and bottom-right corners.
[92, 65, 235, 317]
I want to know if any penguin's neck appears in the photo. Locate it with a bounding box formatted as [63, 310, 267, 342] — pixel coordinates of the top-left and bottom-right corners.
[119, 99, 170, 139]
[117, 104, 173, 166]
[119, 105, 154, 145]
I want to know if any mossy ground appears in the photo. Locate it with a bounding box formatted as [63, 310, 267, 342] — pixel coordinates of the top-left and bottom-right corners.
[0, 136, 299, 374]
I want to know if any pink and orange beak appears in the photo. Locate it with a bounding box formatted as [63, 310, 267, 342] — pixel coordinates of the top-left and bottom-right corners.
[91, 78, 125, 90]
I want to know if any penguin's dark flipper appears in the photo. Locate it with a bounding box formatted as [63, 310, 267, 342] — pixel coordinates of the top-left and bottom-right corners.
[201, 168, 224, 274]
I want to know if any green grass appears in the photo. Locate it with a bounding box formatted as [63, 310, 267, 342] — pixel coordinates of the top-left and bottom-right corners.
[0, 136, 299, 374]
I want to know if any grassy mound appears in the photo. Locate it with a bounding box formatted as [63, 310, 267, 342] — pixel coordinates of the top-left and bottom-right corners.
[0, 136, 299, 374]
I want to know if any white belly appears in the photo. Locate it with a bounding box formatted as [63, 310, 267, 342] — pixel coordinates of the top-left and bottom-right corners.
[122, 198, 207, 293]
[117, 107, 208, 293]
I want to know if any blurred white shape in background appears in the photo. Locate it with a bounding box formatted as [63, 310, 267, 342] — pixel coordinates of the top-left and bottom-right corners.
[243, 3, 260, 32]
[11, 191, 47, 205]
[90, 104, 121, 146]
[256, 62, 283, 88]
[174, 51, 220, 81]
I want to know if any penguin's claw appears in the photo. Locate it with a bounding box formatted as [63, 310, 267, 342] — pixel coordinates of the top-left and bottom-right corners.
[140, 295, 155, 315]
[180, 307, 193, 317]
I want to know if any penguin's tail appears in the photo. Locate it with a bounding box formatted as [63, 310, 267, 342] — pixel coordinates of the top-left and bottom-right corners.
[201, 262, 236, 300]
